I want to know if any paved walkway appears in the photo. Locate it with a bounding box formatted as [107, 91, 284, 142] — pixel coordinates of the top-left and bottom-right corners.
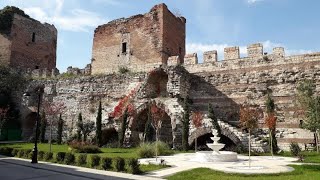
[0, 156, 162, 180]
[140, 153, 299, 178]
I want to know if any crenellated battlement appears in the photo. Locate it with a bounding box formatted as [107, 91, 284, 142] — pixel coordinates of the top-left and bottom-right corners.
[181, 42, 320, 73]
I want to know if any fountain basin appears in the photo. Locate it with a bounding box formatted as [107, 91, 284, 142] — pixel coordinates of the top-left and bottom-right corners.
[192, 151, 238, 162]
[207, 143, 225, 152]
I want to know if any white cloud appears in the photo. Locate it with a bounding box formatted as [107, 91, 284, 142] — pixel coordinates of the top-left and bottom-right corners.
[247, 0, 264, 4]
[92, 0, 122, 6]
[22, 1, 107, 32]
[186, 40, 314, 61]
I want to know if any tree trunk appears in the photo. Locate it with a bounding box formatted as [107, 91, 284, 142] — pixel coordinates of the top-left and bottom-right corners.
[270, 130, 273, 158]
[195, 137, 197, 152]
[155, 129, 158, 162]
[49, 118, 52, 153]
[249, 129, 251, 168]
[316, 130, 319, 153]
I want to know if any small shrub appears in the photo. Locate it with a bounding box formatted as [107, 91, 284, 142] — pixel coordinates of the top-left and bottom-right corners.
[290, 142, 301, 156]
[27, 151, 33, 159]
[68, 141, 102, 153]
[127, 158, 141, 174]
[118, 66, 129, 74]
[89, 155, 101, 168]
[0, 147, 13, 156]
[77, 154, 87, 166]
[17, 149, 24, 158]
[11, 149, 19, 157]
[56, 152, 66, 162]
[114, 157, 125, 172]
[38, 151, 45, 160]
[153, 141, 172, 156]
[101, 157, 112, 170]
[64, 153, 75, 165]
[137, 143, 154, 158]
[44, 152, 53, 161]
[24, 149, 32, 159]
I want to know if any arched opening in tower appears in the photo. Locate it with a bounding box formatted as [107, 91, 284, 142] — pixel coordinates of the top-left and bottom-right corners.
[23, 112, 37, 139]
[130, 107, 172, 146]
[145, 69, 168, 98]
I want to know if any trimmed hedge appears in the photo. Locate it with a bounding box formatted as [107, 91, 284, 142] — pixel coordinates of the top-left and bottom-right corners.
[127, 158, 141, 174]
[89, 155, 101, 168]
[114, 157, 125, 172]
[38, 151, 45, 160]
[64, 153, 75, 165]
[77, 154, 87, 166]
[0, 147, 13, 156]
[101, 157, 112, 170]
[44, 152, 53, 161]
[56, 152, 66, 162]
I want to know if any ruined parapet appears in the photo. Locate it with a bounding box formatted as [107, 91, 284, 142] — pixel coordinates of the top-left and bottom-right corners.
[51, 68, 59, 77]
[184, 53, 198, 65]
[273, 47, 285, 57]
[204, 50, 218, 63]
[167, 56, 182, 66]
[224, 46, 240, 60]
[247, 43, 263, 58]
[84, 64, 91, 75]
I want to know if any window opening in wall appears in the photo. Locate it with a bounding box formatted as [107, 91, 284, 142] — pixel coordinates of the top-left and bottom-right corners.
[122, 42, 127, 54]
[35, 66, 39, 69]
[32, 32, 36, 42]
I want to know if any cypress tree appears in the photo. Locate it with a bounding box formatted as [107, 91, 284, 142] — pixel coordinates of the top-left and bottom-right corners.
[118, 109, 128, 147]
[77, 112, 83, 141]
[40, 111, 47, 143]
[208, 103, 221, 137]
[96, 101, 102, 146]
[182, 96, 191, 151]
[57, 114, 64, 144]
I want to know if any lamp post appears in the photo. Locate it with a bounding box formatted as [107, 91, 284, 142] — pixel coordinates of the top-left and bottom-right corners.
[24, 85, 44, 163]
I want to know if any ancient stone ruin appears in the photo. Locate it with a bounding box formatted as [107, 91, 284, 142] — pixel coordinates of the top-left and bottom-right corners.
[1, 4, 319, 151]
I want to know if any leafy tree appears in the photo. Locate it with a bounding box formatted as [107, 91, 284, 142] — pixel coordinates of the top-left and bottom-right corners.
[83, 120, 95, 142]
[96, 101, 102, 146]
[239, 105, 261, 167]
[150, 102, 165, 161]
[39, 111, 47, 143]
[57, 114, 64, 144]
[192, 111, 203, 152]
[182, 96, 191, 151]
[77, 112, 83, 141]
[297, 80, 320, 153]
[208, 104, 221, 137]
[144, 104, 154, 142]
[265, 94, 278, 156]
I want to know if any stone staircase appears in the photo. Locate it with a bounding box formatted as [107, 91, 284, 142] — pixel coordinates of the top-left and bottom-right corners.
[217, 119, 269, 152]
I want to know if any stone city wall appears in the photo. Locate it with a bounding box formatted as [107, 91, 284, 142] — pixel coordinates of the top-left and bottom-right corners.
[184, 44, 320, 149]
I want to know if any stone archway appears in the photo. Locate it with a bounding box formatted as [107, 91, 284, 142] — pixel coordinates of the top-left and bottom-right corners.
[131, 98, 183, 147]
[144, 69, 169, 98]
[189, 126, 242, 148]
[22, 112, 37, 140]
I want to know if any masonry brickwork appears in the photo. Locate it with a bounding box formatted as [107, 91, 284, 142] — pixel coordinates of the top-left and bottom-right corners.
[0, 12, 57, 72]
[91, 3, 185, 74]
[16, 4, 320, 151]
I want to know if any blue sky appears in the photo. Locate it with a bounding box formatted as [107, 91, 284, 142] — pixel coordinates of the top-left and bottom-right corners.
[1, 0, 320, 72]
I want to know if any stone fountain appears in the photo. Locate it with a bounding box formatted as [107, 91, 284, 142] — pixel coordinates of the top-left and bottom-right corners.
[192, 129, 238, 162]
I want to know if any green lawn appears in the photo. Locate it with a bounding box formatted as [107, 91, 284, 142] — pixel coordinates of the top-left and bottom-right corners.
[167, 165, 320, 180]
